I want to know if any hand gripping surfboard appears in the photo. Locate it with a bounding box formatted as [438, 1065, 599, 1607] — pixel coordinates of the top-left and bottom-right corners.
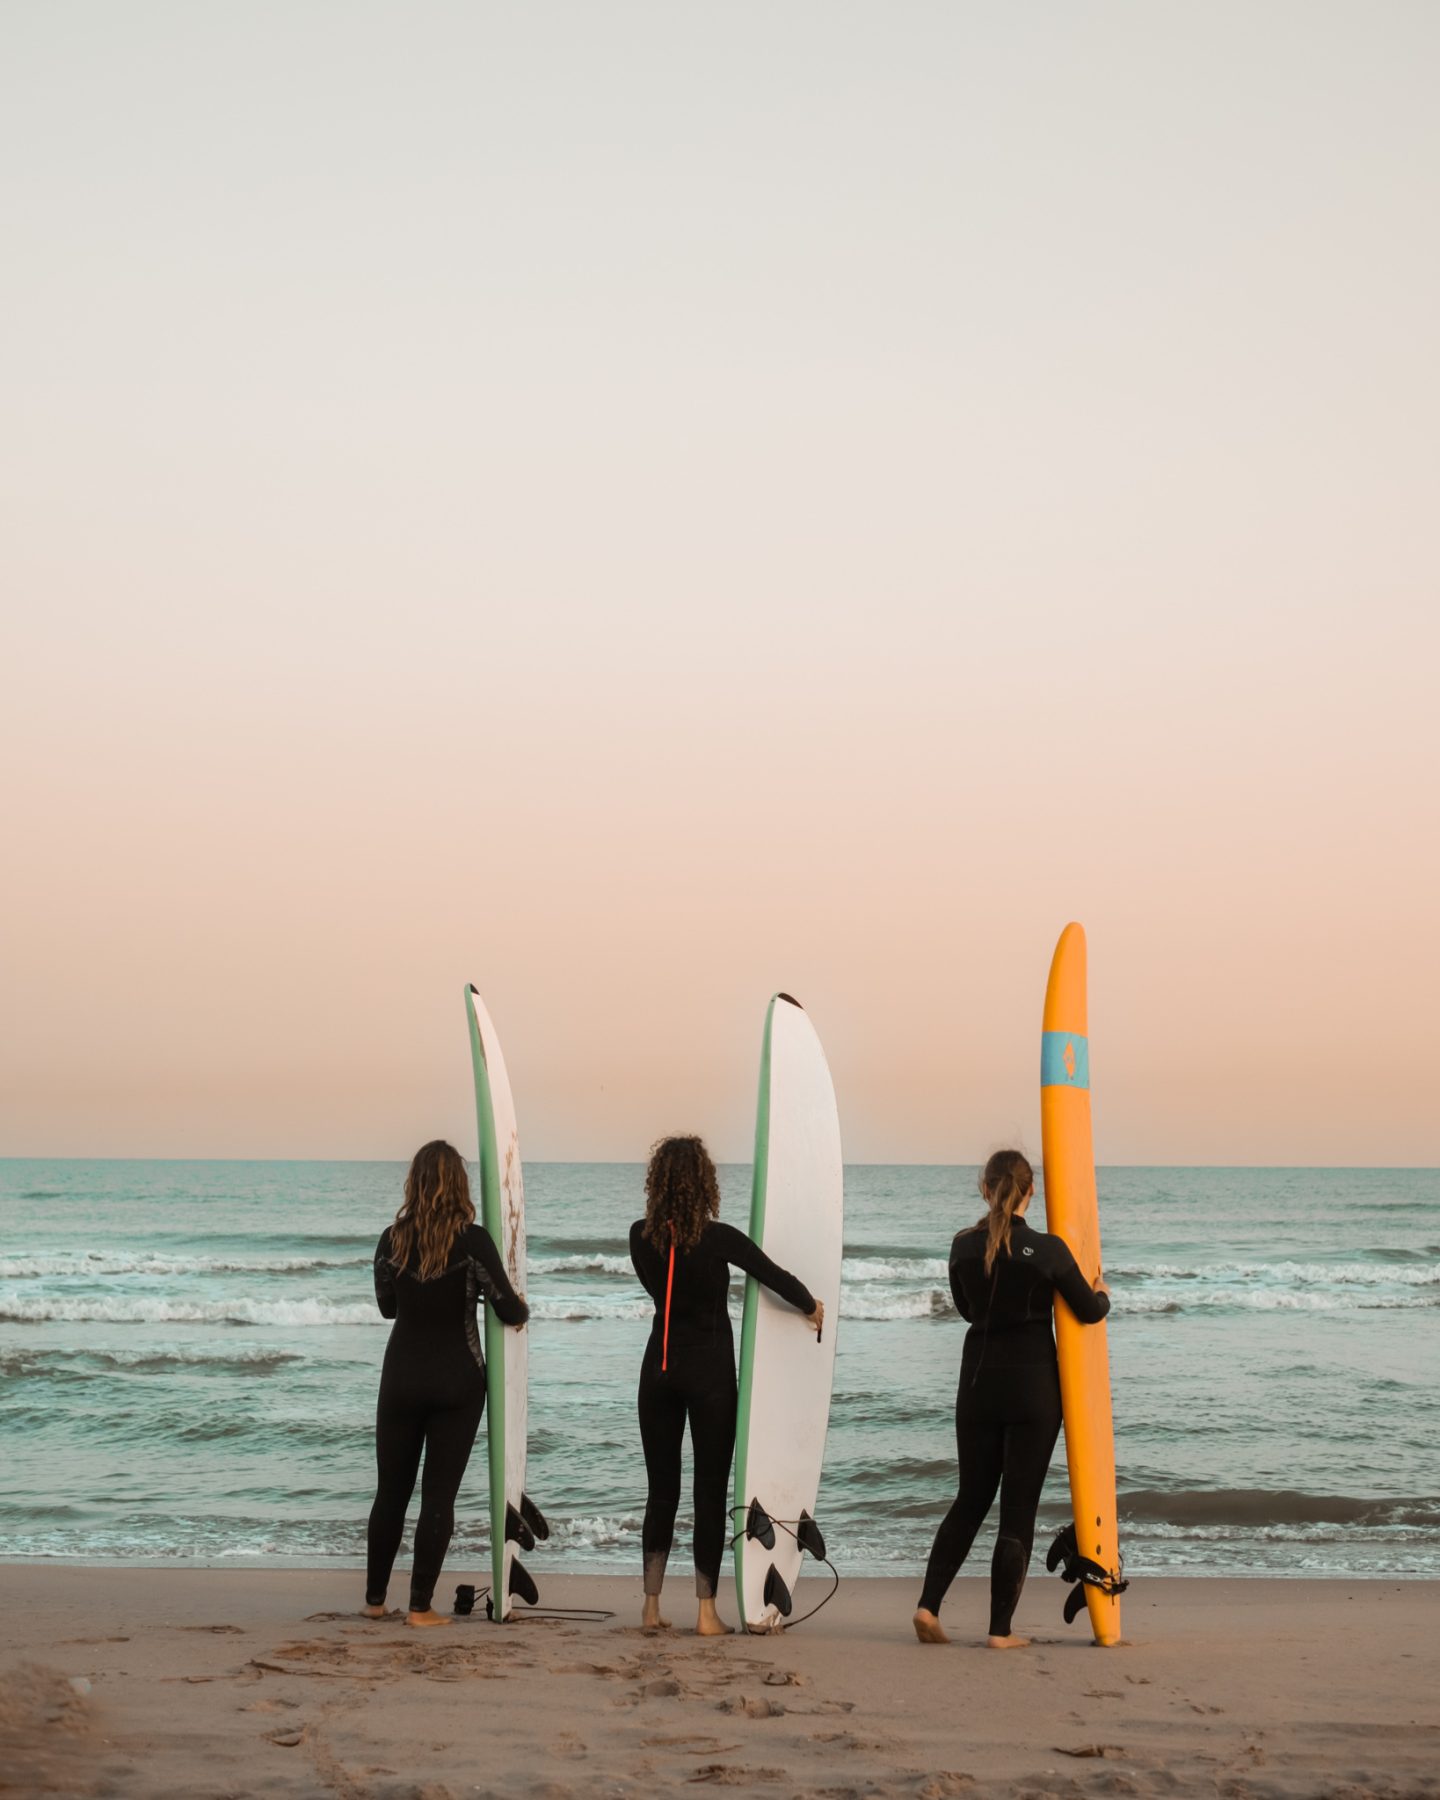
[464, 984, 547, 1620]
[1040, 926, 1126, 1645]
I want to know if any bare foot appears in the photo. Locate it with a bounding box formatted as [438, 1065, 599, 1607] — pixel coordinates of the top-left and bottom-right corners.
[406, 1610, 452, 1628]
[641, 1597, 672, 1630]
[695, 1599, 734, 1637]
[985, 1633, 1031, 1650]
[361, 1603, 388, 1619]
[913, 1608, 949, 1645]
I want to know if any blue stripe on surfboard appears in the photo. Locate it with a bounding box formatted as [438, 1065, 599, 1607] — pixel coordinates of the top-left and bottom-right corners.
[1041, 1031, 1090, 1090]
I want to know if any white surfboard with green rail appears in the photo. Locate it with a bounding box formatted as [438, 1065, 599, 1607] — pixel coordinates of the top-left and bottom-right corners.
[732, 993, 844, 1631]
[464, 983, 546, 1620]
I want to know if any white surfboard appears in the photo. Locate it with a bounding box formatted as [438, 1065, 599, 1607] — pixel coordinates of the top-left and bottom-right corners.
[464, 984, 545, 1620]
[733, 993, 844, 1631]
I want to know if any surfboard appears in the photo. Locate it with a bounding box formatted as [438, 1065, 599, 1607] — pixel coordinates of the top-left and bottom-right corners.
[464, 983, 546, 1620]
[1040, 924, 1123, 1645]
[733, 993, 844, 1632]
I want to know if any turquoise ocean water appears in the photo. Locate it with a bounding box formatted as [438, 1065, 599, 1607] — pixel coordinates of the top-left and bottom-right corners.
[1, 1162, 1436, 1582]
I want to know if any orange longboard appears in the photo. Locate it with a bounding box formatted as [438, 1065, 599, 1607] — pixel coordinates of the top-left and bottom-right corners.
[1040, 923, 1123, 1645]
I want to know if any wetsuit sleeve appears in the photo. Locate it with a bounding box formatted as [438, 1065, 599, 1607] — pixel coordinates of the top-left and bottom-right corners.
[630, 1220, 663, 1305]
[710, 1220, 817, 1316]
[1045, 1235, 1110, 1323]
[465, 1225, 529, 1327]
[947, 1236, 973, 1321]
[373, 1230, 397, 1320]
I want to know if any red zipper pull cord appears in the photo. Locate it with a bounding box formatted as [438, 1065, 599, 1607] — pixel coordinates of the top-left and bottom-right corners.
[662, 1226, 676, 1373]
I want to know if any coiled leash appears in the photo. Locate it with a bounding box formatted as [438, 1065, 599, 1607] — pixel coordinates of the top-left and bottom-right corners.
[1045, 1523, 1129, 1624]
[728, 1500, 840, 1630]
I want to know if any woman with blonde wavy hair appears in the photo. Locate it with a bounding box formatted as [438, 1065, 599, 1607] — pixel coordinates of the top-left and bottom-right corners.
[913, 1149, 1110, 1650]
[363, 1140, 527, 1627]
[629, 1135, 824, 1636]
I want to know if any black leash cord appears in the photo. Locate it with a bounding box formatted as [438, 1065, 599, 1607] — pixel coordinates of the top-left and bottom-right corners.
[726, 1512, 842, 1631]
[455, 1584, 616, 1624]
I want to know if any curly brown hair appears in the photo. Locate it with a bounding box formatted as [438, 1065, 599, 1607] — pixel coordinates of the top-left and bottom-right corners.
[389, 1140, 475, 1280]
[642, 1135, 721, 1252]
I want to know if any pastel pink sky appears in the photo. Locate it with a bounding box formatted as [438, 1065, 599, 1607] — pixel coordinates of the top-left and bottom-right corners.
[3, 4, 1437, 1164]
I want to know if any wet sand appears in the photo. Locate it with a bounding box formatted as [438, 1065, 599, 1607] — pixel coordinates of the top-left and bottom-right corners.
[2, 1566, 1436, 1798]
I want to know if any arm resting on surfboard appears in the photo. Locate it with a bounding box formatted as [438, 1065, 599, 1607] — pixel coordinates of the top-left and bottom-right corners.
[1045, 1236, 1111, 1324]
[462, 1224, 529, 1326]
[710, 1220, 817, 1317]
[373, 1231, 398, 1319]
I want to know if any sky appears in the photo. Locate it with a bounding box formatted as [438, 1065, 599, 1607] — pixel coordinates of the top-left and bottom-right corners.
[2, 2, 1437, 1165]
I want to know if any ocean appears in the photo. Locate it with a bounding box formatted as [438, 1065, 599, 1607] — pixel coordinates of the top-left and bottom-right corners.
[1, 1161, 1436, 1585]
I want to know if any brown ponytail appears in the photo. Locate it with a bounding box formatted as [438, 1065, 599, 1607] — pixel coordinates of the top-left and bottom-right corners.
[980, 1149, 1034, 1276]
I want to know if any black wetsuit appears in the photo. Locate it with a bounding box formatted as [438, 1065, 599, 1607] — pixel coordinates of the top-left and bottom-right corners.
[365, 1224, 528, 1613]
[918, 1216, 1110, 1635]
[630, 1218, 816, 1599]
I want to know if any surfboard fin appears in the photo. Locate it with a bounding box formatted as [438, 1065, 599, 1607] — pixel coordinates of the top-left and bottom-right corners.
[1048, 1523, 1129, 1622]
[746, 1498, 776, 1551]
[505, 1503, 535, 1552]
[763, 1565, 793, 1618]
[508, 1559, 539, 1606]
[796, 1511, 826, 1561]
[520, 1492, 551, 1543]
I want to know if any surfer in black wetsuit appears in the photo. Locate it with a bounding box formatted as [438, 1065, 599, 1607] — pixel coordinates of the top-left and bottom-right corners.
[630, 1135, 824, 1636]
[914, 1149, 1110, 1649]
[363, 1140, 528, 1627]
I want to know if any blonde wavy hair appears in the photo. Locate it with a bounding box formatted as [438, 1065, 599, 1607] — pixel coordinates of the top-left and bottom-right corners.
[979, 1149, 1034, 1275]
[389, 1140, 475, 1279]
[642, 1135, 721, 1252]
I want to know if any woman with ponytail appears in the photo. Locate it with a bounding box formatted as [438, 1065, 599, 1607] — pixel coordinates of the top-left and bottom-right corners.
[913, 1149, 1110, 1649]
[364, 1140, 528, 1626]
[629, 1135, 823, 1635]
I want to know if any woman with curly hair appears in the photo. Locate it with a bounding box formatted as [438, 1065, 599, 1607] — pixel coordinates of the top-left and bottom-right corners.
[364, 1140, 528, 1627]
[629, 1134, 823, 1635]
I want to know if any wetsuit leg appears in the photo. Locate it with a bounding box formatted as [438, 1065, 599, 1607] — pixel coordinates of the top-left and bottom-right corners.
[638, 1345, 687, 1595]
[366, 1386, 426, 1607]
[987, 1363, 1062, 1638]
[917, 1378, 1004, 1617]
[408, 1389, 486, 1613]
[686, 1367, 738, 1599]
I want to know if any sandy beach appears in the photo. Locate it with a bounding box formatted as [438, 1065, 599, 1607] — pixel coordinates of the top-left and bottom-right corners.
[3, 1567, 1436, 1799]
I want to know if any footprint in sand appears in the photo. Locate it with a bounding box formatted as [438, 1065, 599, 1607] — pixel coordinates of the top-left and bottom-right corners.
[180, 1623, 246, 1634]
[718, 1696, 784, 1718]
[917, 1776, 975, 1799]
[641, 1734, 743, 1754]
[688, 1766, 787, 1786]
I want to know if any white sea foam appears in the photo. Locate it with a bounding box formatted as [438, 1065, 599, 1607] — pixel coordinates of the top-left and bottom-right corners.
[0, 1252, 366, 1280]
[1112, 1259, 1438, 1289]
[0, 1294, 379, 1327]
[841, 1256, 950, 1283]
[526, 1296, 654, 1323]
[529, 1253, 634, 1278]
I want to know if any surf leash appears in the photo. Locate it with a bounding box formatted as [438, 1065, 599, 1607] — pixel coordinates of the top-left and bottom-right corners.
[728, 1505, 841, 1630]
[1045, 1524, 1129, 1624]
[454, 1584, 615, 1624]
